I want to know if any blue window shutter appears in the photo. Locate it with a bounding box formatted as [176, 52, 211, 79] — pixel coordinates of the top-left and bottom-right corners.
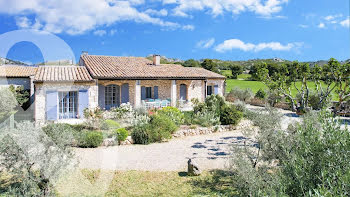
[214, 85, 219, 95]
[98, 84, 105, 109]
[46, 91, 58, 121]
[141, 86, 146, 100]
[154, 86, 158, 99]
[121, 83, 129, 103]
[79, 90, 89, 119]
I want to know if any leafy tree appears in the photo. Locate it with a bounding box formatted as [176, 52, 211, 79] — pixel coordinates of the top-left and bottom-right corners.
[201, 59, 219, 73]
[9, 85, 30, 108]
[0, 87, 17, 120]
[0, 122, 74, 196]
[229, 64, 243, 79]
[183, 59, 200, 67]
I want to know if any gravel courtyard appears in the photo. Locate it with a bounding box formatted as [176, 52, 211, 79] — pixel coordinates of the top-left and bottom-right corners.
[75, 105, 326, 171]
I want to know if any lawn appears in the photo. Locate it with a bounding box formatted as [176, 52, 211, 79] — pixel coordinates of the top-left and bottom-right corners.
[226, 74, 339, 100]
[56, 170, 237, 196]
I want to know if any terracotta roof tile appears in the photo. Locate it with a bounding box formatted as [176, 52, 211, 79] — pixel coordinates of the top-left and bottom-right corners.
[81, 55, 225, 79]
[34, 66, 94, 82]
[0, 66, 37, 77]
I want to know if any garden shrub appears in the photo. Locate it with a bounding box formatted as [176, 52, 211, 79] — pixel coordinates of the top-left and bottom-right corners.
[115, 128, 129, 143]
[267, 89, 282, 107]
[42, 123, 77, 148]
[229, 87, 254, 102]
[183, 111, 195, 125]
[157, 107, 184, 126]
[131, 123, 150, 145]
[255, 88, 266, 100]
[230, 109, 350, 196]
[102, 119, 121, 130]
[220, 105, 243, 125]
[194, 110, 220, 127]
[80, 131, 103, 148]
[147, 114, 177, 143]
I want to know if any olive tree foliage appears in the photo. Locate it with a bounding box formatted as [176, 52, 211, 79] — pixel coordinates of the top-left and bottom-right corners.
[0, 122, 76, 196]
[0, 87, 18, 120]
[230, 109, 350, 196]
[256, 61, 335, 112]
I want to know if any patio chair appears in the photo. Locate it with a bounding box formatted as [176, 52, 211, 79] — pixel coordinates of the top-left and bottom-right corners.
[161, 100, 168, 108]
[154, 101, 161, 108]
[155, 99, 161, 102]
[149, 99, 155, 102]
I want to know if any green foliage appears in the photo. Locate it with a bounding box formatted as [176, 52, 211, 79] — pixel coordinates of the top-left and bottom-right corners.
[229, 64, 243, 79]
[80, 131, 103, 148]
[102, 119, 120, 130]
[8, 85, 30, 108]
[255, 88, 267, 100]
[228, 87, 254, 102]
[231, 109, 350, 196]
[131, 123, 150, 145]
[183, 59, 200, 67]
[0, 122, 74, 196]
[42, 123, 77, 148]
[183, 111, 195, 125]
[193, 110, 220, 127]
[147, 114, 177, 143]
[0, 87, 17, 120]
[115, 128, 129, 143]
[201, 59, 219, 73]
[157, 107, 184, 126]
[83, 107, 104, 129]
[220, 105, 243, 125]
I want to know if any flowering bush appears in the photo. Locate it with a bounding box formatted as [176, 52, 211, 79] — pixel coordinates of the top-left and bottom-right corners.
[157, 107, 184, 126]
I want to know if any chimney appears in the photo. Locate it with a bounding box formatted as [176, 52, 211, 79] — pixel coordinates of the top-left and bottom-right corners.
[81, 51, 88, 56]
[153, 55, 160, 65]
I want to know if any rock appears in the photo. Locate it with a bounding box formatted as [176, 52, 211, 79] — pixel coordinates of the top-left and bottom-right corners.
[102, 138, 116, 147]
[187, 159, 201, 176]
[126, 136, 134, 144]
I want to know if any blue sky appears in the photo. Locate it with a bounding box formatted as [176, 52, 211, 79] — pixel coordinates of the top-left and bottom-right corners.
[0, 0, 349, 64]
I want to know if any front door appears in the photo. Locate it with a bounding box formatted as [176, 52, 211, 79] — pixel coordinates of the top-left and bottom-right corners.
[105, 85, 120, 110]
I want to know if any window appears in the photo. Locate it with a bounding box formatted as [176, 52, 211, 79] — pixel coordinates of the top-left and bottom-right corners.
[146, 87, 152, 99]
[207, 85, 213, 96]
[59, 91, 77, 119]
[105, 85, 120, 109]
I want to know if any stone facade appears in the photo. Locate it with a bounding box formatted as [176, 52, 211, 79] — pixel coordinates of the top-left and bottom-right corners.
[34, 81, 98, 125]
[97, 79, 225, 108]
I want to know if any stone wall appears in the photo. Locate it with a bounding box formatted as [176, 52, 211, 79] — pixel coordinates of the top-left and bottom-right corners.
[34, 81, 98, 125]
[207, 79, 225, 96]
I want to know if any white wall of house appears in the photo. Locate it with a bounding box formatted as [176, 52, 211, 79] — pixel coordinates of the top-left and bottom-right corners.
[34, 82, 98, 125]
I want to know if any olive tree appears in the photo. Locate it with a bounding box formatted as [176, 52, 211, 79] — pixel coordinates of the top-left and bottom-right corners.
[0, 122, 75, 196]
[0, 87, 18, 120]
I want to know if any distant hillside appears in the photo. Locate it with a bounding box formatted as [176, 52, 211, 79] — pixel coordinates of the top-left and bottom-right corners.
[37, 59, 75, 66]
[146, 55, 183, 64]
[0, 57, 26, 65]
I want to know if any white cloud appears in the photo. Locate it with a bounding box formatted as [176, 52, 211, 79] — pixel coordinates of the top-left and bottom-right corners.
[318, 23, 325, 28]
[182, 24, 195, 31]
[110, 29, 117, 36]
[145, 8, 168, 16]
[215, 39, 301, 52]
[324, 14, 342, 21]
[93, 30, 107, 36]
[162, 0, 289, 18]
[1, 0, 181, 35]
[340, 18, 350, 27]
[299, 24, 308, 28]
[196, 38, 215, 49]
